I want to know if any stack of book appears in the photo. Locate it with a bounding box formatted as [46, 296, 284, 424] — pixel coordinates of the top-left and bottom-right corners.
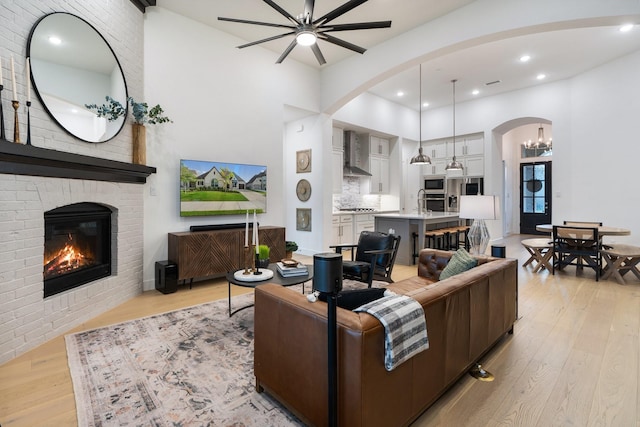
[276, 261, 309, 277]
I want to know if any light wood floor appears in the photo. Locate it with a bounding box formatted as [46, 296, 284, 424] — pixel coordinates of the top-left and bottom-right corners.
[2, 234, 639, 426]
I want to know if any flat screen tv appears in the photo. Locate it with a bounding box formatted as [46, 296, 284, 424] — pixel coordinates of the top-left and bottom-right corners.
[180, 159, 267, 217]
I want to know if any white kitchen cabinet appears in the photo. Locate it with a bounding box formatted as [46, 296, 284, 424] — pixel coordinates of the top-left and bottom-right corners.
[463, 136, 484, 156]
[422, 159, 447, 176]
[332, 149, 343, 193]
[428, 141, 447, 159]
[354, 214, 375, 237]
[332, 215, 354, 245]
[369, 136, 390, 157]
[464, 156, 484, 177]
[332, 127, 344, 150]
[369, 156, 389, 194]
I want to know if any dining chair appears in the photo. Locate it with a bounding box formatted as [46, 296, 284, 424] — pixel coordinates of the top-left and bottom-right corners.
[552, 225, 602, 281]
[330, 231, 401, 287]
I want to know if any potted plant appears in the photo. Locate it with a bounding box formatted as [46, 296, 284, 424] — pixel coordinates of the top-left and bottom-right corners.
[85, 96, 172, 165]
[285, 241, 298, 259]
[257, 244, 270, 268]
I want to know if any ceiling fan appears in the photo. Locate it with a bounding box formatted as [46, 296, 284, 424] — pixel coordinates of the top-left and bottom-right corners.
[218, 0, 392, 65]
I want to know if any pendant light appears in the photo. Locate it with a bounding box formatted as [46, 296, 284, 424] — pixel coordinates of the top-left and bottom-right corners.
[410, 64, 431, 165]
[445, 79, 464, 171]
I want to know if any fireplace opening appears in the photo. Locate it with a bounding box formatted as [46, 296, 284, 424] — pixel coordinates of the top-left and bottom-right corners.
[44, 202, 113, 298]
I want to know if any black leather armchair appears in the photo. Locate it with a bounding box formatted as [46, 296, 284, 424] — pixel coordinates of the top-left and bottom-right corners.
[330, 231, 401, 287]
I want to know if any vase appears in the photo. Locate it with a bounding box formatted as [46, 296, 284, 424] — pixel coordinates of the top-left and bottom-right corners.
[132, 123, 146, 165]
[257, 258, 270, 269]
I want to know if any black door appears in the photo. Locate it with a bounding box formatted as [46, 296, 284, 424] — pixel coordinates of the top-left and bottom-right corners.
[520, 161, 552, 234]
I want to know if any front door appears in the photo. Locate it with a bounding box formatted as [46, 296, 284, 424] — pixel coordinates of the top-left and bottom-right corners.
[520, 161, 552, 234]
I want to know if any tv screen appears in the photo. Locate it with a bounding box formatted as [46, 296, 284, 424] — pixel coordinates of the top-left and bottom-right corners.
[180, 159, 267, 217]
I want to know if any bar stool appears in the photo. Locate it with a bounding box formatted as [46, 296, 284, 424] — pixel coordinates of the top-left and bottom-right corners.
[425, 229, 448, 249]
[601, 244, 640, 285]
[521, 238, 554, 273]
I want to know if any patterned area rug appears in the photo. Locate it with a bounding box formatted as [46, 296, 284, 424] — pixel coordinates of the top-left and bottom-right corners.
[66, 280, 386, 426]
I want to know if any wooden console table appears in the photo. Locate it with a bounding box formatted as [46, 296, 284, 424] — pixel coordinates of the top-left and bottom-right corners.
[168, 226, 285, 281]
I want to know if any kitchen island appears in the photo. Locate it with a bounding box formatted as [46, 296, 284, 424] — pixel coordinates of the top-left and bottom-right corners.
[375, 212, 462, 265]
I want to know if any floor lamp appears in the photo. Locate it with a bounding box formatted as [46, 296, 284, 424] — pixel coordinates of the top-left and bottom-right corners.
[459, 195, 499, 255]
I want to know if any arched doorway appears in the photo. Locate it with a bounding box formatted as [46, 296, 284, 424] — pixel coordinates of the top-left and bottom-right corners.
[493, 118, 553, 236]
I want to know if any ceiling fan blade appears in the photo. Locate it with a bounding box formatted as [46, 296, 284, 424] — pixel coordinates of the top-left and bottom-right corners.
[311, 43, 326, 65]
[276, 39, 298, 63]
[263, 0, 299, 25]
[303, 0, 315, 24]
[318, 33, 366, 54]
[218, 16, 296, 30]
[319, 21, 392, 32]
[314, 0, 368, 26]
[237, 32, 295, 49]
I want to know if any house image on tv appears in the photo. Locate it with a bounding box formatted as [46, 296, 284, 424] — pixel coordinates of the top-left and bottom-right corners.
[190, 166, 247, 191]
[246, 171, 266, 191]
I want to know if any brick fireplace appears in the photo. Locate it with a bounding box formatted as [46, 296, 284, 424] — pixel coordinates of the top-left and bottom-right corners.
[0, 142, 155, 364]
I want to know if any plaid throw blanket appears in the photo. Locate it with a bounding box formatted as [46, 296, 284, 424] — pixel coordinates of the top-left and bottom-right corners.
[354, 295, 429, 371]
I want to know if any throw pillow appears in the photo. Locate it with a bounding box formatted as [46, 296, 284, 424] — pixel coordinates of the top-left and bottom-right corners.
[318, 288, 387, 310]
[439, 248, 478, 280]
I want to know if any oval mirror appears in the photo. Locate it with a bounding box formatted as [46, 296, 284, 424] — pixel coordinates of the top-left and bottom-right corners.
[27, 12, 128, 143]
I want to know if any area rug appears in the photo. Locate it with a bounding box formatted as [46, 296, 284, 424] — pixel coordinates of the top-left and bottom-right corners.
[66, 280, 386, 426]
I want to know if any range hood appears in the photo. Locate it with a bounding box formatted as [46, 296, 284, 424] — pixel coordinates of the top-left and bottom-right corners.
[343, 131, 372, 177]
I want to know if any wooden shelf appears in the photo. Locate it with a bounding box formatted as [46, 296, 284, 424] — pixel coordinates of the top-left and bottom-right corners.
[0, 139, 156, 184]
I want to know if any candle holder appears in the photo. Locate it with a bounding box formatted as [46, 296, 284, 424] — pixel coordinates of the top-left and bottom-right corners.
[0, 85, 5, 140]
[26, 101, 31, 145]
[12, 100, 19, 143]
[254, 253, 262, 275]
[243, 245, 253, 275]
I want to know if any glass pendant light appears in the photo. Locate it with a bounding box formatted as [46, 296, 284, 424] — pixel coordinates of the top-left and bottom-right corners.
[410, 64, 431, 165]
[445, 79, 464, 171]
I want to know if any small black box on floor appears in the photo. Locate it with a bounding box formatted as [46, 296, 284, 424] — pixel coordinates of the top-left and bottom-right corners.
[491, 245, 506, 258]
[155, 261, 178, 294]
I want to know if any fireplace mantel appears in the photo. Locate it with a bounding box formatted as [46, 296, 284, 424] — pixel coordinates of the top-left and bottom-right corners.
[0, 140, 156, 184]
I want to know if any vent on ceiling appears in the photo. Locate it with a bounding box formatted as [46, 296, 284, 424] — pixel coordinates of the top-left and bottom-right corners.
[485, 80, 502, 86]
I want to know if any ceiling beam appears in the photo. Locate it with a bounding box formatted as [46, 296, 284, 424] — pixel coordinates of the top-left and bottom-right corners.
[130, 0, 156, 13]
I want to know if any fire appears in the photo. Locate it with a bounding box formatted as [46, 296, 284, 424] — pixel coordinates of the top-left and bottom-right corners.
[44, 234, 94, 278]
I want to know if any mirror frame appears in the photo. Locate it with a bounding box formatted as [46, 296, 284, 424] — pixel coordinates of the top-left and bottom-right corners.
[27, 12, 128, 143]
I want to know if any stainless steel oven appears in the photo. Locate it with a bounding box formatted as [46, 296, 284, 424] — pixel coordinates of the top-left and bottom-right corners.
[425, 193, 446, 212]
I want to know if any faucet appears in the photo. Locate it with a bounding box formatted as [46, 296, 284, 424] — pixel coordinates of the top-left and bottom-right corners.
[417, 189, 427, 214]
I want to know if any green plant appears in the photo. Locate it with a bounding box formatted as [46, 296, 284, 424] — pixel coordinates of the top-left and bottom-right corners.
[85, 96, 172, 125]
[285, 241, 298, 252]
[258, 244, 270, 260]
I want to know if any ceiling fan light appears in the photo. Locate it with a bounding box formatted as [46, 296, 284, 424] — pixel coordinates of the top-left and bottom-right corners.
[296, 31, 317, 46]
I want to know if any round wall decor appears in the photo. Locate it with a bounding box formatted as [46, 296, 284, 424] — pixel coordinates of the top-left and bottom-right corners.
[296, 179, 312, 201]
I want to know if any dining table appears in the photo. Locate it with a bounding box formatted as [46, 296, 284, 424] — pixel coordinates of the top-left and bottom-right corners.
[535, 224, 631, 236]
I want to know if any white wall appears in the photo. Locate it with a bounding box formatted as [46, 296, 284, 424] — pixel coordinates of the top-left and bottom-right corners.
[142, 8, 321, 288]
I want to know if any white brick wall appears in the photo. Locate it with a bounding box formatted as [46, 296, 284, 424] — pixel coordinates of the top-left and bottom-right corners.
[0, 0, 145, 365]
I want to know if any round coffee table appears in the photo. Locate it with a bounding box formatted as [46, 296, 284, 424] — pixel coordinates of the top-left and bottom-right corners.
[226, 263, 313, 316]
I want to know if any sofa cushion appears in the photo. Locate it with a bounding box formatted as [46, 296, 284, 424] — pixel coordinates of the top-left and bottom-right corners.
[319, 288, 387, 310]
[439, 248, 478, 280]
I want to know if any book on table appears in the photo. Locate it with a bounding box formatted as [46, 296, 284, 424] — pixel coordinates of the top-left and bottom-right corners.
[276, 262, 308, 277]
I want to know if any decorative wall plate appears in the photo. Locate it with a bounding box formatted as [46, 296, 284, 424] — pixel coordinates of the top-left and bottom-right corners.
[296, 179, 312, 201]
[296, 149, 311, 173]
[296, 208, 311, 231]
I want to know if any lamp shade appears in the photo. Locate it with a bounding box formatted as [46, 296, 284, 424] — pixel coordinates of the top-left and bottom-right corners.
[459, 195, 498, 220]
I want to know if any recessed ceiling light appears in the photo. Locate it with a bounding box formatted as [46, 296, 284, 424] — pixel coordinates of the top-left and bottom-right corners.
[620, 24, 634, 32]
[422, 102, 429, 107]
[472, 89, 479, 95]
[396, 91, 404, 97]
[536, 73, 546, 80]
[520, 54, 531, 62]
[48, 35, 62, 45]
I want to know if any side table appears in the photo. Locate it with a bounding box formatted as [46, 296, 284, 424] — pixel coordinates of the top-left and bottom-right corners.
[225, 263, 313, 316]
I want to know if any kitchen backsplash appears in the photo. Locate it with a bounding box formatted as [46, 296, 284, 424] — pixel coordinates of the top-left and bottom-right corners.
[332, 176, 404, 211]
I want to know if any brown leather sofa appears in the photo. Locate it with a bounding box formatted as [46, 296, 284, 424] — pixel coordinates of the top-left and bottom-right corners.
[254, 249, 518, 426]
